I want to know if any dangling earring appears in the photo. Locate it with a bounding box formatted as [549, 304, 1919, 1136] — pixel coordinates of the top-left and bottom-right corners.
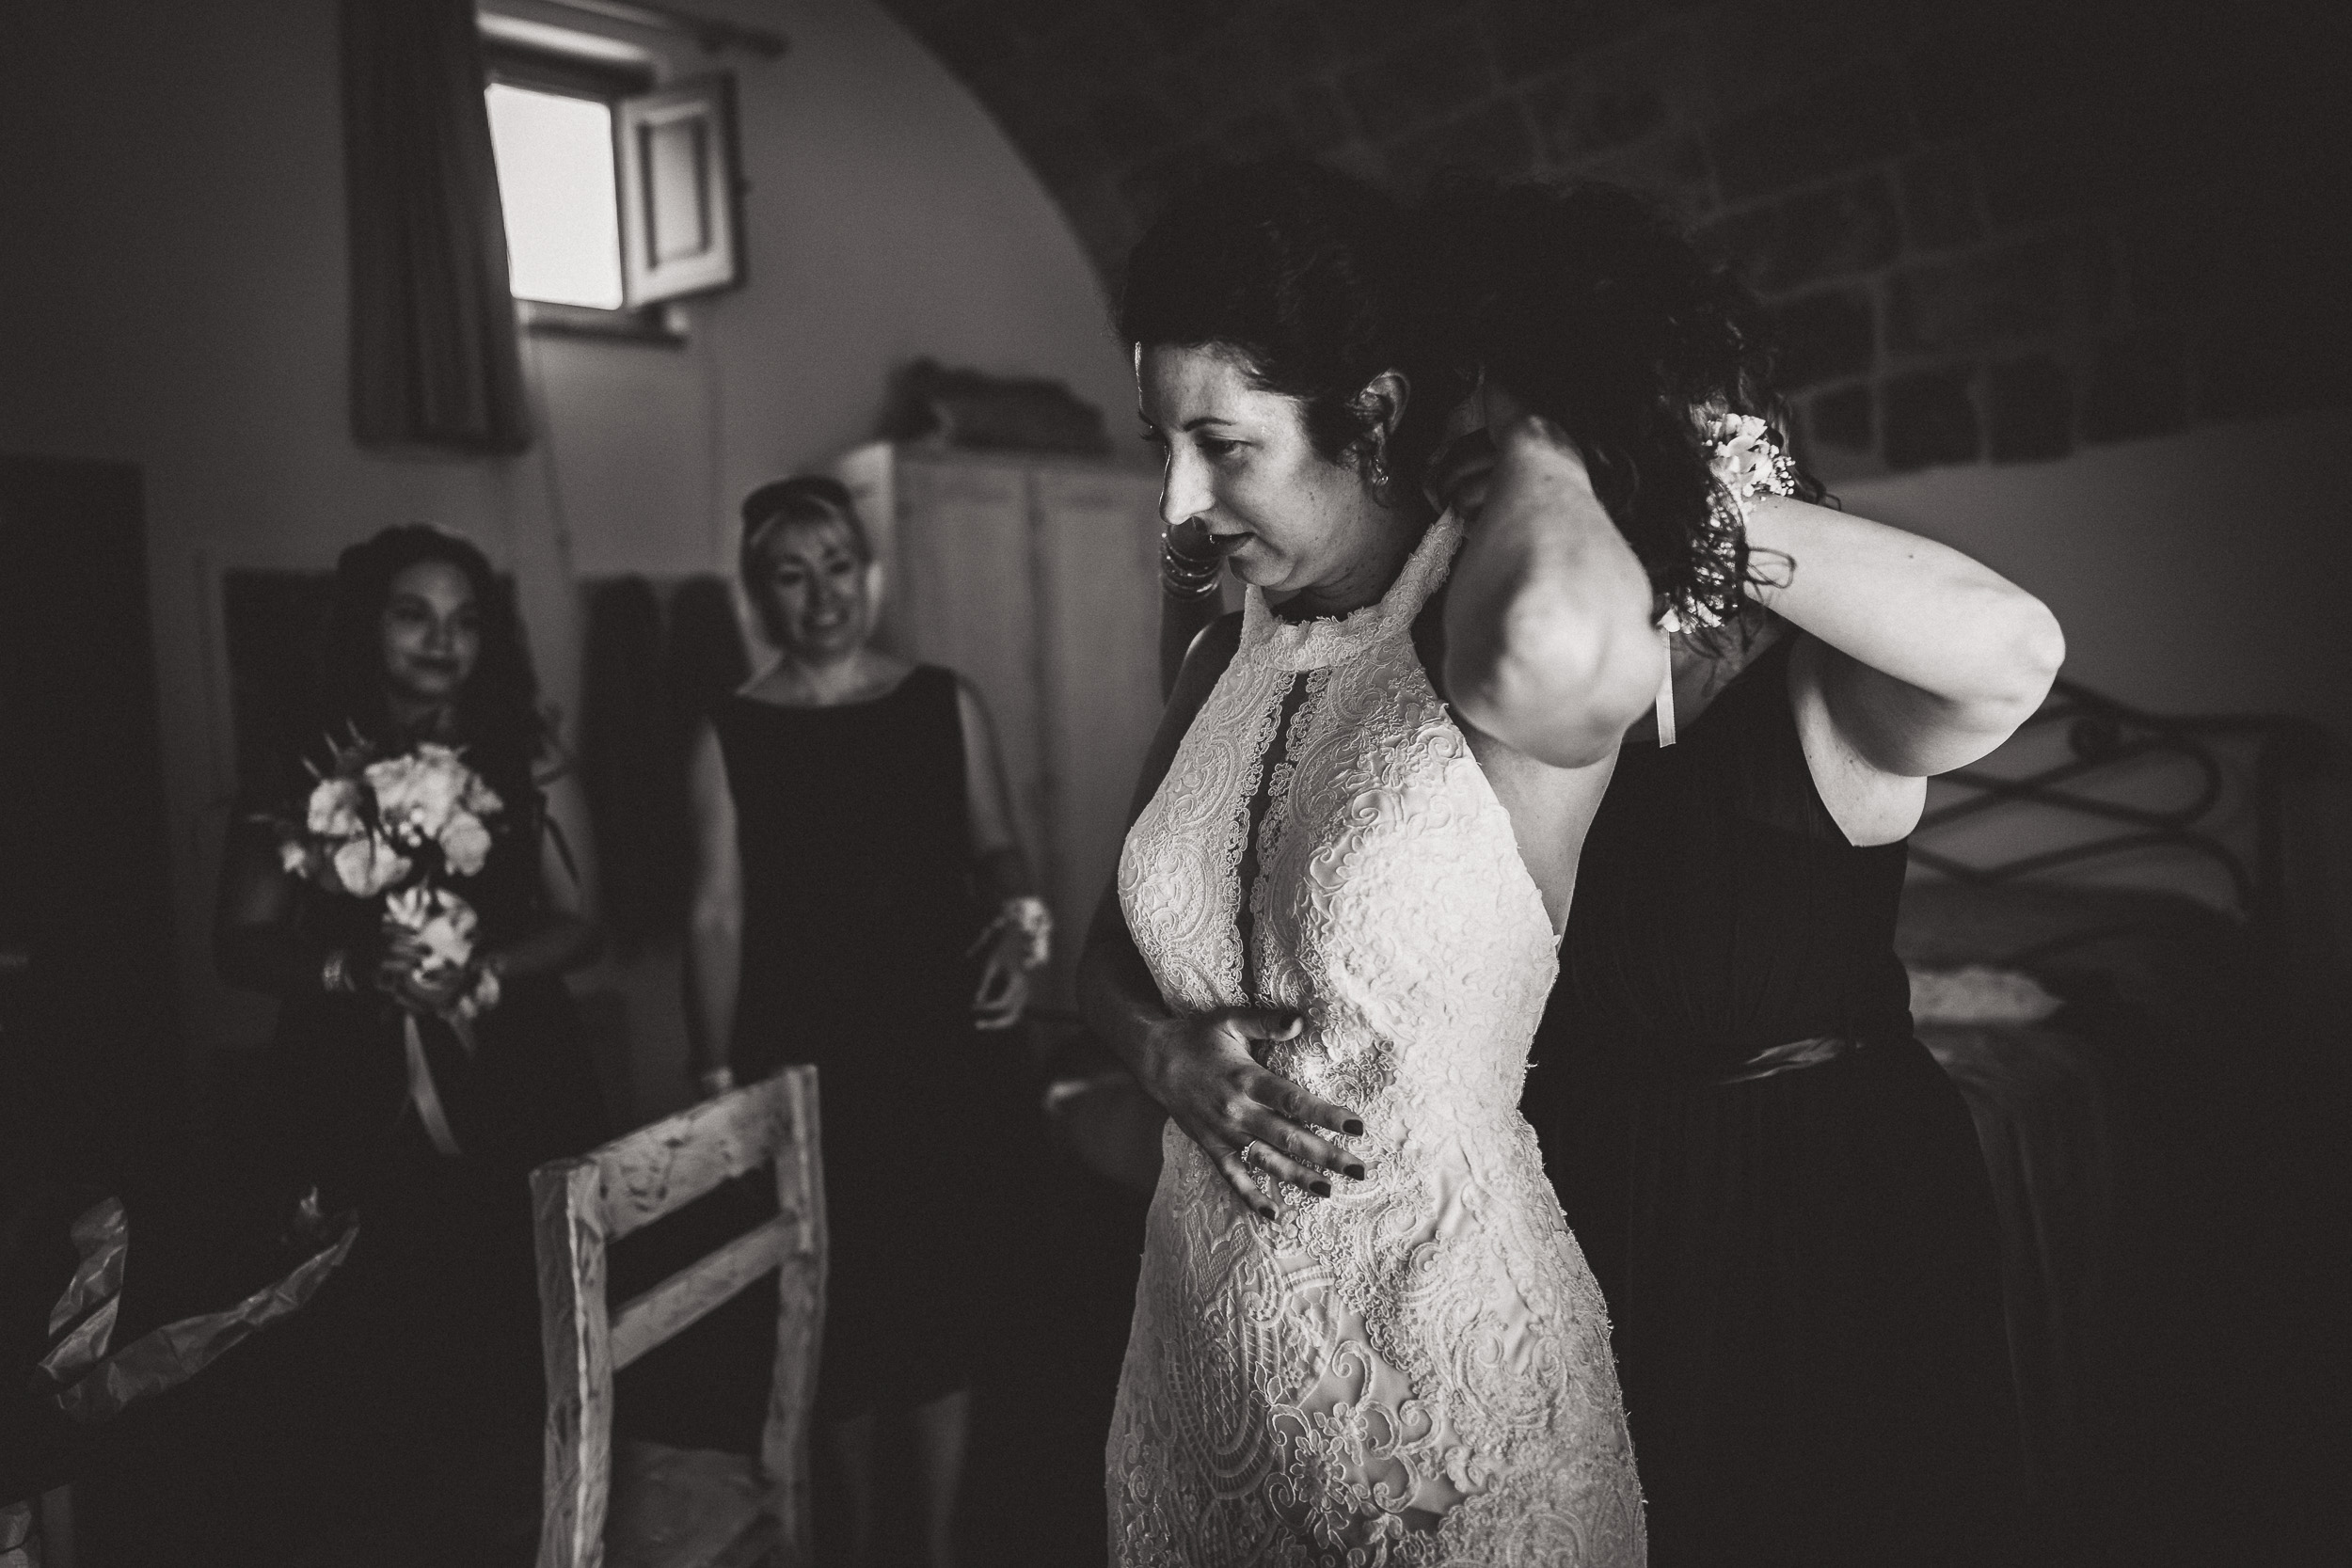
[1367, 448, 1392, 498]
[1654, 625, 1678, 748]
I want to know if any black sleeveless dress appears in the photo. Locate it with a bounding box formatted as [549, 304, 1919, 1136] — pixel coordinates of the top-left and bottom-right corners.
[1528, 633, 2025, 1567]
[712, 665, 992, 1420]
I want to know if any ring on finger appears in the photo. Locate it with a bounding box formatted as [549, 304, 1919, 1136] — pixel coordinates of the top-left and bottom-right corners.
[1237, 1139, 1262, 1170]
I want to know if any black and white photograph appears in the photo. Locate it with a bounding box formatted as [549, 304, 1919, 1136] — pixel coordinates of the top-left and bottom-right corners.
[2, 2, 2343, 1565]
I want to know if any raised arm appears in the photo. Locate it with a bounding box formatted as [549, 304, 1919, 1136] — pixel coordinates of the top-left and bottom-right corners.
[1442, 412, 1666, 767]
[682, 720, 743, 1092]
[1747, 496, 2064, 779]
[1076, 613, 1363, 1217]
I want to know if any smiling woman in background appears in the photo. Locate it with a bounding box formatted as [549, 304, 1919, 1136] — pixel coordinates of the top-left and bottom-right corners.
[212, 523, 606, 1561]
[681, 476, 1041, 1568]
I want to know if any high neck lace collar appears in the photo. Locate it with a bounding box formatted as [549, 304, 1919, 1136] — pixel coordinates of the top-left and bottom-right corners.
[1237, 514, 1463, 673]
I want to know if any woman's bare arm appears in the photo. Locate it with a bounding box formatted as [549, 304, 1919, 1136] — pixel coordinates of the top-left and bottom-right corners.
[956, 677, 1034, 907]
[1443, 415, 1665, 767]
[956, 676, 1041, 1031]
[682, 721, 743, 1081]
[1747, 497, 2064, 779]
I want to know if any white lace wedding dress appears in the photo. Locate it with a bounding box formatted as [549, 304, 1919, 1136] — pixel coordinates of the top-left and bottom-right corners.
[1108, 515, 1645, 1566]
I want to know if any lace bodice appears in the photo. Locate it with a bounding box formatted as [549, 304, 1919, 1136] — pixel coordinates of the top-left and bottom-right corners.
[1108, 516, 1645, 1566]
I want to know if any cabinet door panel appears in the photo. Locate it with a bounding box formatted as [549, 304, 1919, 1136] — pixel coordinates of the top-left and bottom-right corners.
[886, 459, 1049, 898]
[1032, 467, 1164, 1005]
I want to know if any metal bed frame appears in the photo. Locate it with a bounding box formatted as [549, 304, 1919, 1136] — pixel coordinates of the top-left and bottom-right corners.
[1907, 678, 2330, 940]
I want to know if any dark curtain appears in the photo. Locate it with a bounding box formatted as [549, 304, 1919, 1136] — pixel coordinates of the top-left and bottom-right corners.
[342, 0, 530, 453]
[579, 578, 685, 958]
[577, 576, 750, 957]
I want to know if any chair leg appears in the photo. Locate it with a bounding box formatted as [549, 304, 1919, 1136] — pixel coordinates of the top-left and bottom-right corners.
[908, 1389, 970, 1568]
[33, 1486, 76, 1568]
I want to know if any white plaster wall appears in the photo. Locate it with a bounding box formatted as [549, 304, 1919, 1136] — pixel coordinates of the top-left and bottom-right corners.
[1838, 411, 2348, 968]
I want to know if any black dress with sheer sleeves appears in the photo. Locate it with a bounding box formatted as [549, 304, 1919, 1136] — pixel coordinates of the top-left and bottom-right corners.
[1526, 631, 2025, 1568]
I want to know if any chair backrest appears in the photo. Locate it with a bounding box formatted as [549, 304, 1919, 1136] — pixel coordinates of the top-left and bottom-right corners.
[532, 1067, 825, 1568]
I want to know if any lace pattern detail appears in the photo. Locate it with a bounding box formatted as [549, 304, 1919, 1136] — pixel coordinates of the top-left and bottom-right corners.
[1111, 516, 1645, 1565]
[1247, 669, 1322, 1010]
[1122, 656, 1293, 1017]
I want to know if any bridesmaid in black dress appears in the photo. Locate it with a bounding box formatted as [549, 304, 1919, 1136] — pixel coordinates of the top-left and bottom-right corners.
[1532, 627, 2025, 1565]
[212, 524, 607, 1562]
[1427, 183, 2064, 1565]
[683, 476, 1042, 1568]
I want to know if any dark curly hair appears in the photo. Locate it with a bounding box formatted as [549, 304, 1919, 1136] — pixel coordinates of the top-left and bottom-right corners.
[1414, 180, 1821, 625]
[1119, 160, 1465, 486]
[312, 524, 547, 803]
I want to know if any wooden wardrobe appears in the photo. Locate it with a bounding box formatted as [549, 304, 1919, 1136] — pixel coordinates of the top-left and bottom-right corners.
[827, 442, 1168, 1009]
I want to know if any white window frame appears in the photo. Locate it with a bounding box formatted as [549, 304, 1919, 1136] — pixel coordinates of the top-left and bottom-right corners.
[482, 36, 744, 342]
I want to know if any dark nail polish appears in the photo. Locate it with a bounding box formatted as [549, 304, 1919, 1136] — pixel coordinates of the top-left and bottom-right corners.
[1343, 1119, 1364, 1136]
[1343, 1164, 1366, 1180]
[1259, 1205, 1278, 1222]
[1311, 1180, 1331, 1197]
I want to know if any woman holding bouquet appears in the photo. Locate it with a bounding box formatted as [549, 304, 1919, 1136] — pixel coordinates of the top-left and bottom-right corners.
[212, 523, 605, 1561]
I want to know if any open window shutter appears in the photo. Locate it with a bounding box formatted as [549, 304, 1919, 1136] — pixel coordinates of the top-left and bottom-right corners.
[615, 75, 741, 306]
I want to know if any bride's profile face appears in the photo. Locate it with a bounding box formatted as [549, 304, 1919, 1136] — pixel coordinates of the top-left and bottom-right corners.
[379, 560, 481, 705]
[1136, 342, 1391, 608]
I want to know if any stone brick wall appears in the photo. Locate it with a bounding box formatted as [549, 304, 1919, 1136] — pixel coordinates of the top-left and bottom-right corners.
[878, 0, 2342, 479]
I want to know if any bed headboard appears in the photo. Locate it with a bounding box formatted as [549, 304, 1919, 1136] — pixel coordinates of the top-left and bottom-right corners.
[1908, 677, 2331, 933]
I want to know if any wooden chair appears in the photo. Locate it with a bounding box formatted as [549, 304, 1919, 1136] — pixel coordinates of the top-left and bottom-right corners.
[533, 1067, 825, 1568]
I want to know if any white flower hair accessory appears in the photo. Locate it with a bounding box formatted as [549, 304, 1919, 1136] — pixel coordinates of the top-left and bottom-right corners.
[1659, 404, 1802, 635]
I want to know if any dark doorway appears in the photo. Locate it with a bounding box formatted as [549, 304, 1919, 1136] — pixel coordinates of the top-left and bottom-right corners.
[0, 454, 181, 1217]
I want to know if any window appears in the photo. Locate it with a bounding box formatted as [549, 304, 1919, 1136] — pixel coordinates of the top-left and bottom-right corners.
[487, 80, 627, 309]
[480, 32, 743, 336]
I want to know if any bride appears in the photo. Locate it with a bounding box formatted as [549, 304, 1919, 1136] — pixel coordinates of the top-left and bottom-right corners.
[1078, 161, 1658, 1564]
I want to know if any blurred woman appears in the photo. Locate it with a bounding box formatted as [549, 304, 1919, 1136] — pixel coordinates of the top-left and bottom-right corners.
[684, 476, 1041, 1568]
[1084, 162, 1659, 1564]
[214, 523, 605, 1561]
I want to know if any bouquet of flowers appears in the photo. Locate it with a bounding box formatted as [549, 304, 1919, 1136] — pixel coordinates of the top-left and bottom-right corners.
[272, 736, 506, 1020]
